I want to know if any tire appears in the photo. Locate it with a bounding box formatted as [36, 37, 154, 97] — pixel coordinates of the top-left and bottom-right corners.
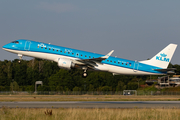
[82, 72, 87, 78]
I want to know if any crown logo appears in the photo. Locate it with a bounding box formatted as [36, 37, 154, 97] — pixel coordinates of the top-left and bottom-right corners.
[160, 53, 167, 57]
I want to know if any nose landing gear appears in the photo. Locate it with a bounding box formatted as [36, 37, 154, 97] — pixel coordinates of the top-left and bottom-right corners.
[18, 54, 23, 63]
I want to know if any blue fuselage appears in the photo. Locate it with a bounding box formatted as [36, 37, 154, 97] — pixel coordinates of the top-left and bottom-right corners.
[3, 39, 166, 75]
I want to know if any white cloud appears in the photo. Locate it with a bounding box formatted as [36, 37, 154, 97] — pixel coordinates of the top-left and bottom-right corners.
[38, 2, 77, 13]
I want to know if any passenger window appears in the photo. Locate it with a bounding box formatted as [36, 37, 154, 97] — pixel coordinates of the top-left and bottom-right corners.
[89, 56, 91, 58]
[107, 60, 109, 62]
[64, 51, 66, 53]
[110, 60, 112, 62]
[85, 55, 87, 57]
[37, 46, 39, 48]
[72, 53, 74, 55]
[60, 51, 62, 52]
[68, 52, 70, 54]
[45, 48, 47, 49]
[57, 50, 58, 52]
[41, 47, 43, 49]
[49, 48, 51, 50]
[114, 61, 116, 63]
[118, 62, 120, 64]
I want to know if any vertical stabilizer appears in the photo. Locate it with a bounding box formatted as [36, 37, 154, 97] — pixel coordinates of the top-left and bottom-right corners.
[140, 44, 177, 69]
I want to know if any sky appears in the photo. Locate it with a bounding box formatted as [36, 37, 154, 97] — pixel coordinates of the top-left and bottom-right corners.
[0, 0, 180, 64]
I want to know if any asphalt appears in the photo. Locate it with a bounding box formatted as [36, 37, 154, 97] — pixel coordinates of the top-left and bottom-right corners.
[1, 101, 180, 109]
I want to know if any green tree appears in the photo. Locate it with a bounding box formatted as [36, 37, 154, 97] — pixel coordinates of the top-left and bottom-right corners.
[12, 60, 27, 86]
[48, 69, 74, 91]
[73, 86, 81, 91]
[173, 64, 180, 75]
[127, 82, 138, 90]
[116, 81, 126, 91]
[88, 84, 94, 91]
[10, 81, 19, 91]
[99, 86, 111, 91]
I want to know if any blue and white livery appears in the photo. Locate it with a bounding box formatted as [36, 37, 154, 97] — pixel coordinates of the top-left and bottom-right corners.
[2, 40, 177, 77]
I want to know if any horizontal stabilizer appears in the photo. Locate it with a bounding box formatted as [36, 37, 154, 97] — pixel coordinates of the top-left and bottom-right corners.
[154, 68, 176, 72]
[155, 68, 176, 74]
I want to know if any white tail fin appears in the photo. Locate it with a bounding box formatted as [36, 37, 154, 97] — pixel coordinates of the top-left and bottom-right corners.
[140, 44, 177, 69]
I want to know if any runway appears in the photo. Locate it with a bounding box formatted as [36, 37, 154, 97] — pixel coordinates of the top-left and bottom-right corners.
[1, 101, 180, 108]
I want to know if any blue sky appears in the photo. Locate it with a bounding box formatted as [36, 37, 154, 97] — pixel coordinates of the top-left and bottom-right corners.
[0, 1, 180, 64]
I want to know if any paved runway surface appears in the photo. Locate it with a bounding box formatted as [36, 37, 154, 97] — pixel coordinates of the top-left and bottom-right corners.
[1, 101, 180, 108]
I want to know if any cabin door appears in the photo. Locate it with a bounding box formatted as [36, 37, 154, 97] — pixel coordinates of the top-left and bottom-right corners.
[133, 61, 139, 72]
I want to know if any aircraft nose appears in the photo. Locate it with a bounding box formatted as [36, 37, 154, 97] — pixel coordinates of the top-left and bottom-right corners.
[2, 44, 10, 49]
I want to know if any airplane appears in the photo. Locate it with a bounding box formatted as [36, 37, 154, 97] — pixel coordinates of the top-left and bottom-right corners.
[2, 39, 177, 77]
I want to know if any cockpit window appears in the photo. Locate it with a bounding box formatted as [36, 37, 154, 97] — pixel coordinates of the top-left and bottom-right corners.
[12, 41, 19, 44]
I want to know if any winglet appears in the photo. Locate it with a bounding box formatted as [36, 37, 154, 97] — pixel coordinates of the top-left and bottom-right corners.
[102, 50, 114, 59]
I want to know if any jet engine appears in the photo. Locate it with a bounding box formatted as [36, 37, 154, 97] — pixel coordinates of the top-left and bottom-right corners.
[58, 58, 75, 70]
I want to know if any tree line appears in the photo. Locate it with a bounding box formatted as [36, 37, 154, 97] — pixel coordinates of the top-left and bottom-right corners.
[0, 59, 179, 91]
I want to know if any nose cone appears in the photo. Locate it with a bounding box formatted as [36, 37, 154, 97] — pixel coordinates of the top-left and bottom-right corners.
[2, 44, 10, 49]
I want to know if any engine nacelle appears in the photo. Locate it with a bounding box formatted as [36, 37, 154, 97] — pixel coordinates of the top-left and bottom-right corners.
[58, 58, 75, 70]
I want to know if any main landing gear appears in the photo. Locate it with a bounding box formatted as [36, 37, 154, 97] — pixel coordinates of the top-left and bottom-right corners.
[18, 54, 23, 63]
[83, 72, 87, 78]
[82, 67, 88, 78]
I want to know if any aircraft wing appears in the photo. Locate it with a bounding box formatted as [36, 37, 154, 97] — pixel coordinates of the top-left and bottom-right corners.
[74, 50, 114, 67]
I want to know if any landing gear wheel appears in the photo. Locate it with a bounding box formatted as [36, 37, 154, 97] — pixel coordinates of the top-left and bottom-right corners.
[82, 72, 87, 78]
[18, 54, 23, 64]
[82, 66, 88, 78]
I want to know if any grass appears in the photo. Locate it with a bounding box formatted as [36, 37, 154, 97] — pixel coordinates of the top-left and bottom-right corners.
[0, 107, 180, 120]
[1, 95, 180, 119]
[0, 95, 180, 101]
